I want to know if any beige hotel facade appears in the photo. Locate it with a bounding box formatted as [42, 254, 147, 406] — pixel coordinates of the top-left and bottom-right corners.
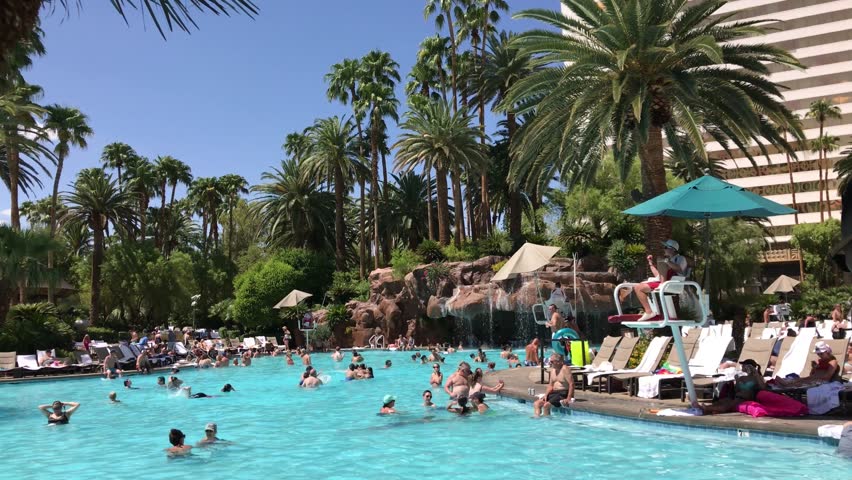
[561, 0, 851, 279]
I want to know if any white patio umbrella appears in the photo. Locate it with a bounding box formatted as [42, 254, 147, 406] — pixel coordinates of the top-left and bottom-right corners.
[492, 242, 561, 281]
[763, 274, 800, 295]
[273, 289, 313, 309]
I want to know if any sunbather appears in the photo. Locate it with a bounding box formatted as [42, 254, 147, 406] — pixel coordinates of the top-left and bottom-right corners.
[699, 359, 766, 414]
[166, 429, 192, 457]
[533, 353, 574, 417]
[39, 400, 80, 425]
[775, 341, 840, 388]
[619, 239, 687, 322]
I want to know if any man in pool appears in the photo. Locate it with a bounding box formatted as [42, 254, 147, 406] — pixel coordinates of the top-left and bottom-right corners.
[302, 348, 312, 366]
[103, 350, 122, 379]
[198, 423, 228, 445]
[525, 338, 540, 366]
[345, 363, 357, 381]
[166, 429, 192, 457]
[380, 394, 397, 414]
[108, 391, 120, 403]
[331, 347, 343, 362]
[444, 362, 472, 400]
[351, 350, 363, 363]
[384, 359, 392, 368]
[533, 353, 574, 417]
[301, 371, 322, 388]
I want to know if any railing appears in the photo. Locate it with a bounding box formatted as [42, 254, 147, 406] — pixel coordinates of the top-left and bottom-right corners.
[761, 248, 801, 263]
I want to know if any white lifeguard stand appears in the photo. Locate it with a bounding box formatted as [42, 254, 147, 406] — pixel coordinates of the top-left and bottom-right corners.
[611, 277, 709, 405]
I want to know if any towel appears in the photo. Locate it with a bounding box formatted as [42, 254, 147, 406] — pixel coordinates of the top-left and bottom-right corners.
[806, 381, 844, 415]
[761, 328, 778, 339]
[818, 424, 844, 440]
[585, 336, 670, 385]
[688, 336, 733, 376]
[774, 328, 816, 378]
[637, 373, 681, 399]
[656, 407, 703, 416]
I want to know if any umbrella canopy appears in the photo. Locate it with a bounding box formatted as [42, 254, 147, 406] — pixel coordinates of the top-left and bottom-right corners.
[623, 174, 795, 219]
[273, 289, 313, 309]
[492, 242, 561, 282]
[763, 274, 800, 294]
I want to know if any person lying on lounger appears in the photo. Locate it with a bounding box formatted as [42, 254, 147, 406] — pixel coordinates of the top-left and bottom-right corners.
[699, 360, 766, 414]
[775, 341, 840, 388]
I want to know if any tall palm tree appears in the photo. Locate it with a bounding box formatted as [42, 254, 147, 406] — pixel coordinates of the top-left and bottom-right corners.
[505, 0, 802, 257]
[406, 65, 442, 243]
[806, 99, 842, 221]
[43, 104, 92, 303]
[480, 31, 533, 240]
[252, 158, 335, 252]
[424, 0, 465, 112]
[810, 134, 841, 219]
[125, 156, 158, 241]
[188, 177, 222, 253]
[1, 1, 258, 71]
[100, 142, 137, 192]
[836, 145, 852, 198]
[358, 81, 399, 267]
[388, 172, 434, 249]
[394, 99, 486, 246]
[63, 169, 136, 325]
[283, 130, 311, 163]
[153, 155, 191, 251]
[418, 35, 451, 104]
[302, 116, 361, 270]
[217, 173, 248, 261]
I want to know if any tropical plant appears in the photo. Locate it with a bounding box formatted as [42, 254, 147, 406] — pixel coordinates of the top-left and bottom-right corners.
[217, 173, 248, 260]
[416, 239, 446, 264]
[125, 156, 158, 241]
[153, 155, 192, 251]
[806, 98, 842, 220]
[387, 172, 434, 249]
[390, 248, 422, 280]
[837, 145, 852, 197]
[809, 133, 840, 220]
[0, 302, 73, 353]
[506, 0, 803, 257]
[188, 176, 223, 252]
[0, 226, 59, 311]
[63, 169, 137, 325]
[791, 219, 841, 289]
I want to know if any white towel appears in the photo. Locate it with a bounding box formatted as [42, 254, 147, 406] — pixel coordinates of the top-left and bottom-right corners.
[656, 407, 703, 416]
[806, 382, 844, 415]
[818, 424, 844, 440]
[688, 337, 733, 376]
[761, 328, 778, 339]
[637, 373, 681, 399]
[585, 336, 670, 385]
[775, 328, 816, 378]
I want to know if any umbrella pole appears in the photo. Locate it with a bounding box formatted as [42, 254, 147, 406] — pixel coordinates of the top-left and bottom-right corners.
[535, 272, 546, 384]
[703, 216, 711, 303]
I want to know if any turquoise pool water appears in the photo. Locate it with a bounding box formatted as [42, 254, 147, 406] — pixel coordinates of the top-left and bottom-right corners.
[0, 350, 849, 479]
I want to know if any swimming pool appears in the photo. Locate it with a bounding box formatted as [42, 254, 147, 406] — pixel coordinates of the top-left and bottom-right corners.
[0, 350, 849, 478]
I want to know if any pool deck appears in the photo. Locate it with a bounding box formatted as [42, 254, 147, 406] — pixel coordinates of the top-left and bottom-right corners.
[482, 366, 851, 439]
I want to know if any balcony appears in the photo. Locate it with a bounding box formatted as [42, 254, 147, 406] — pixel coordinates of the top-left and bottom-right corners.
[761, 248, 801, 263]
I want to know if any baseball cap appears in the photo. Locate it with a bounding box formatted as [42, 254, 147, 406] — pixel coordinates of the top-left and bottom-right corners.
[661, 239, 680, 252]
[382, 394, 396, 405]
[814, 341, 832, 354]
[205, 423, 217, 431]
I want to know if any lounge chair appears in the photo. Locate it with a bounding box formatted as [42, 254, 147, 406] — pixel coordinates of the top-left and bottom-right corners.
[35, 349, 77, 375]
[749, 324, 765, 339]
[615, 334, 700, 397]
[16, 354, 44, 376]
[574, 336, 639, 390]
[772, 328, 817, 379]
[571, 335, 621, 372]
[0, 351, 22, 378]
[687, 337, 777, 400]
[110, 345, 137, 369]
[770, 338, 850, 402]
[93, 346, 111, 365]
[268, 337, 285, 351]
[586, 336, 672, 394]
[635, 336, 733, 400]
[72, 351, 101, 373]
[242, 337, 257, 349]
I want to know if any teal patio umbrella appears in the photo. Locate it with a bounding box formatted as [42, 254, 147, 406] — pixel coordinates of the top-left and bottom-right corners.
[623, 173, 795, 289]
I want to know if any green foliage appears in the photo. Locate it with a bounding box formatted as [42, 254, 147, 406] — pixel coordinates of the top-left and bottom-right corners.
[416, 239, 446, 263]
[796, 284, 852, 317]
[442, 244, 476, 262]
[328, 271, 370, 304]
[324, 304, 350, 331]
[791, 219, 841, 288]
[696, 218, 765, 305]
[390, 248, 422, 279]
[606, 240, 646, 279]
[279, 303, 308, 326]
[424, 262, 451, 289]
[492, 260, 507, 273]
[627, 335, 650, 369]
[311, 323, 332, 345]
[232, 259, 306, 330]
[85, 326, 120, 343]
[478, 232, 513, 256]
[274, 248, 335, 297]
[0, 303, 75, 352]
[208, 298, 235, 325]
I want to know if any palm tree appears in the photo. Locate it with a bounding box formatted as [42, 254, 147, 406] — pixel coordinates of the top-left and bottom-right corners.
[302, 116, 360, 270]
[1, 1, 258, 71]
[810, 134, 841, 219]
[283, 130, 311, 163]
[326, 57, 368, 276]
[388, 172, 434, 249]
[418, 35, 451, 104]
[217, 173, 248, 261]
[43, 104, 92, 303]
[505, 0, 802, 256]
[0, 226, 58, 310]
[153, 155, 191, 251]
[63, 169, 136, 325]
[125, 156, 158, 241]
[188, 177, 223, 253]
[358, 80, 399, 267]
[480, 31, 533, 240]
[806, 99, 842, 221]
[100, 142, 137, 191]
[424, 0, 465, 112]
[252, 159, 335, 252]
[394, 99, 487, 246]
[836, 145, 852, 198]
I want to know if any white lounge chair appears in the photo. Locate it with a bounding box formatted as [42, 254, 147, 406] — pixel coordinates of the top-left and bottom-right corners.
[585, 336, 672, 389]
[636, 335, 733, 400]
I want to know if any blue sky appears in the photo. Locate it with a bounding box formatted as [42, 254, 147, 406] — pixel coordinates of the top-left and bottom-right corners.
[2, 0, 554, 219]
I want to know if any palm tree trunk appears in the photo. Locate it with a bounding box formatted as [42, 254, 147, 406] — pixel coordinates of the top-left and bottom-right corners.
[639, 125, 671, 259]
[451, 167, 464, 247]
[47, 154, 65, 304]
[825, 146, 834, 218]
[334, 165, 346, 271]
[426, 167, 435, 242]
[359, 178, 366, 279]
[170, 183, 178, 206]
[436, 166, 451, 246]
[506, 112, 522, 241]
[371, 117, 382, 268]
[227, 198, 235, 260]
[90, 225, 105, 325]
[818, 123, 825, 222]
[785, 147, 805, 281]
[139, 197, 148, 241]
[157, 181, 167, 250]
[202, 212, 209, 254]
[381, 150, 392, 262]
[117, 165, 123, 193]
[7, 139, 20, 231]
[446, 9, 459, 113]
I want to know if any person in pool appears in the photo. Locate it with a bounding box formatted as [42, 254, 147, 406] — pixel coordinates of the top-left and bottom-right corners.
[384, 360, 392, 369]
[302, 349, 312, 366]
[39, 400, 80, 424]
[380, 395, 397, 414]
[533, 353, 574, 417]
[103, 350, 122, 379]
[430, 364, 443, 387]
[470, 392, 488, 414]
[444, 362, 472, 400]
[123, 379, 139, 389]
[422, 390, 436, 408]
[166, 429, 192, 457]
[301, 371, 322, 388]
[351, 350, 364, 363]
[345, 363, 357, 381]
[447, 396, 472, 415]
[156, 376, 166, 387]
[221, 383, 236, 392]
[331, 347, 344, 362]
[285, 352, 295, 366]
[198, 423, 229, 445]
[108, 391, 120, 403]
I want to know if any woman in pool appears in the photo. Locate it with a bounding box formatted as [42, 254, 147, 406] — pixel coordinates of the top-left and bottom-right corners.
[156, 376, 166, 387]
[422, 390, 435, 407]
[380, 395, 397, 414]
[285, 352, 295, 365]
[430, 364, 443, 387]
[38, 400, 80, 424]
[221, 383, 236, 392]
[166, 429, 192, 457]
[469, 368, 504, 395]
[470, 392, 489, 414]
[447, 396, 472, 415]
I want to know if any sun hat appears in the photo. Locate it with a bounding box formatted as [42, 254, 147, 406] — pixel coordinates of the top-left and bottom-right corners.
[661, 239, 680, 252]
[382, 394, 396, 405]
[814, 341, 832, 354]
[205, 423, 217, 432]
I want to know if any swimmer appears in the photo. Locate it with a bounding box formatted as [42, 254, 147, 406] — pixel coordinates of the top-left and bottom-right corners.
[486, 362, 496, 373]
[301, 371, 322, 388]
[198, 423, 230, 445]
[420, 356, 427, 364]
[166, 429, 192, 457]
[302, 349, 312, 366]
[285, 352, 295, 365]
[422, 390, 435, 408]
[384, 360, 392, 369]
[123, 379, 139, 389]
[108, 391, 120, 403]
[351, 350, 363, 363]
[38, 400, 80, 424]
[331, 347, 344, 362]
[366, 367, 374, 379]
[103, 350, 122, 379]
[221, 383, 236, 392]
[447, 396, 472, 415]
[430, 364, 443, 387]
[470, 368, 504, 395]
[470, 392, 489, 414]
[444, 362, 472, 400]
[345, 363, 357, 381]
[411, 354, 417, 362]
[242, 351, 252, 367]
[166, 376, 183, 390]
[156, 376, 166, 387]
[380, 394, 397, 414]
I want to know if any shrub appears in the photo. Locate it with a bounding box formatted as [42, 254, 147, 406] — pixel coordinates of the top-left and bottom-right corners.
[85, 326, 119, 343]
[442, 244, 475, 262]
[492, 260, 507, 273]
[606, 240, 646, 278]
[324, 304, 350, 331]
[796, 284, 852, 317]
[328, 271, 370, 303]
[391, 248, 422, 279]
[791, 219, 841, 288]
[274, 248, 335, 296]
[311, 323, 332, 346]
[416, 239, 446, 263]
[424, 262, 451, 288]
[479, 232, 513, 256]
[232, 259, 306, 330]
[0, 303, 75, 353]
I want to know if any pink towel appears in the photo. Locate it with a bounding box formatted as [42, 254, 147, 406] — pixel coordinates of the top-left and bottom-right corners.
[737, 391, 808, 418]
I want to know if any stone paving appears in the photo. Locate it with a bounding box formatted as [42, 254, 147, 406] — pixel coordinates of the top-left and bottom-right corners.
[482, 366, 851, 438]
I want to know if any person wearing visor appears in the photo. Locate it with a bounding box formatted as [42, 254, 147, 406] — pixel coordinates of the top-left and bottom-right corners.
[620, 239, 687, 321]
